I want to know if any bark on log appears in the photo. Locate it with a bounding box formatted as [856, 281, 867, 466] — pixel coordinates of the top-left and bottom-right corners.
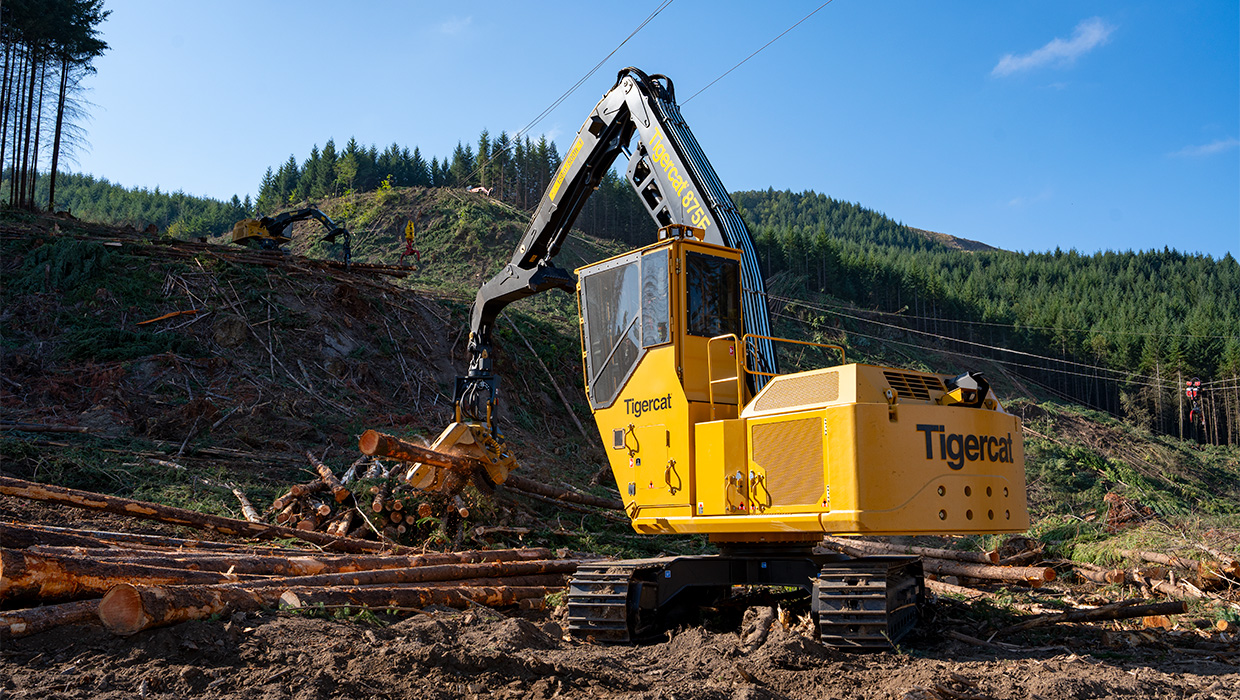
[0, 548, 260, 602]
[503, 474, 624, 510]
[23, 546, 556, 577]
[371, 482, 389, 513]
[214, 558, 577, 591]
[288, 479, 328, 499]
[0, 521, 301, 554]
[926, 578, 991, 600]
[100, 583, 555, 636]
[0, 476, 408, 554]
[996, 599, 1188, 636]
[2, 599, 99, 639]
[358, 430, 480, 475]
[822, 539, 1053, 584]
[306, 451, 351, 503]
[232, 488, 262, 523]
[1117, 549, 1197, 570]
[820, 535, 999, 565]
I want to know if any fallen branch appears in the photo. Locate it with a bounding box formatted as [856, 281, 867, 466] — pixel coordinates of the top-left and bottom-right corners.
[232, 488, 262, 523]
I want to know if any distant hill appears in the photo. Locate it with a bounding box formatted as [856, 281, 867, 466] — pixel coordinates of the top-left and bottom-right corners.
[908, 227, 1000, 253]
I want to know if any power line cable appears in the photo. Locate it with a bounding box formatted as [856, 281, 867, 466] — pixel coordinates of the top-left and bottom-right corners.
[462, 0, 675, 188]
[766, 292, 1157, 382]
[683, 0, 836, 104]
[769, 310, 1181, 392]
[767, 293, 1236, 340]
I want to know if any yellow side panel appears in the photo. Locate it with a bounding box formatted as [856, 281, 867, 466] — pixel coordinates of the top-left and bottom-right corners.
[594, 345, 692, 521]
[819, 403, 1030, 534]
[693, 419, 747, 516]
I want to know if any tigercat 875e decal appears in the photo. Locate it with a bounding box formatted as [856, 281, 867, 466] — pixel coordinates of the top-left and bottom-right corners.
[647, 128, 712, 230]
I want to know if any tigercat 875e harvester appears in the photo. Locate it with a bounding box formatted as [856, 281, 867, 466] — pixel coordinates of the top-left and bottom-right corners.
[420, 67, 1029, 649]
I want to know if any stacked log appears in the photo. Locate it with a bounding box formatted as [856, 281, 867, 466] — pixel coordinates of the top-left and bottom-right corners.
[819, 536, 1056, 586]
[1, 517, 571, 639]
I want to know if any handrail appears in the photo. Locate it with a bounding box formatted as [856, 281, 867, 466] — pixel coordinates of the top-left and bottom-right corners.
[742, 334, 845, 378]
[706, 333, 744, 419]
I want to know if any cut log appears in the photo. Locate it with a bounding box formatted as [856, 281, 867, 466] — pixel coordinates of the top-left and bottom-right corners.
[232, 488, 262, 523]
[823, 539, 1053, 584]
[371, 482, 389, 513]
[417, 502, 433, 519]
[996, 599, 1188, 636]
[0, 521, 303, 554]
[1117, 549, 1197, 570]
[0, 476, 406, 554]
[100, 582, 556, 635]
[926, 578, 991, 600]
[358, 430, 480, 476]
[452, 495, 470, 519]
[306, 451, 351, 503]
[22, 546, 556, 577]
[329, 510, 355, 537]
[240, 558, 576, 590]
[820, 535, 999, 565]
[504, 474, 625, 511]
[0, 548, 260, 602]
[288, 479, 328, 499]
[274, 501, 298, 525]
[2, 599, 99, 639]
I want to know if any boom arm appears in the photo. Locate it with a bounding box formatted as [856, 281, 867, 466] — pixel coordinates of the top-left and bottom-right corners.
[260, 208, 352, 264]
[456, 67, 777, 429]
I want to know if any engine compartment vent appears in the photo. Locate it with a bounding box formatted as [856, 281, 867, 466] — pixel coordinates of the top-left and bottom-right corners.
[883, 371, 945, 401]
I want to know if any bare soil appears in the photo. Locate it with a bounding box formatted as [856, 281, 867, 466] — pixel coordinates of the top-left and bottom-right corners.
[4, 603, 1237, 700]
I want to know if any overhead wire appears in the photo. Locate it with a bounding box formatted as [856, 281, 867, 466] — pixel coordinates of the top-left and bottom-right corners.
[767, 293, 1236, 340]
[460, 0, 675, 188]
[768, 309, 1182, 392]
[682, 0, 837, 104]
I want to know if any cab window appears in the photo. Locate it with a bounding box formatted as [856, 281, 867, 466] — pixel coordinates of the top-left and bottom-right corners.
[686, 252, 740, 338]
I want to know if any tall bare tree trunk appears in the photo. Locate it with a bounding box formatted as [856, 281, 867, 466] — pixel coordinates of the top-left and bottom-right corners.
[29, 58, 45, 206]
[20, 46, 38, 207]
[47, 56, 69, 212]
[9, 48, 25, 206]
[1, 38, 12, 187]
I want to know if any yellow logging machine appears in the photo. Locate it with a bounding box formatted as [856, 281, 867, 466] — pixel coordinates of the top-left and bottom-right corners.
[424, 68, 1028, 648]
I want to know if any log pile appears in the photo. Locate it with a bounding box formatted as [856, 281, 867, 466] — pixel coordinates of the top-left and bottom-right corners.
[821, 534, 1240, 650]
[1, 516, 573, 639]
[260, 452, 485, 547]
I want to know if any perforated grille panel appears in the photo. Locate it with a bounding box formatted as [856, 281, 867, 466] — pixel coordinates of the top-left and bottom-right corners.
[752, 372, 840, 412]
[883, 371, 944, 401]
[751, 417, 825, 507]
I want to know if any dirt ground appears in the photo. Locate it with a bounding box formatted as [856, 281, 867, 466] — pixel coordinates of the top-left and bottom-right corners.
[3, 603, 1237, 700]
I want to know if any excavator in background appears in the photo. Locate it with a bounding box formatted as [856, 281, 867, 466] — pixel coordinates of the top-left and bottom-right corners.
[230, 208, 352, 266]
[414, 67, 1029, 649]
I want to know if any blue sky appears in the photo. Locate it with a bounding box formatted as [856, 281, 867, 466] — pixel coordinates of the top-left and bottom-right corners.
[73, 1, 1238, 259]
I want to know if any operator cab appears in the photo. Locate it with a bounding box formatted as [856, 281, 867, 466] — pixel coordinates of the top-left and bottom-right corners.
[578, 225, 746, 420]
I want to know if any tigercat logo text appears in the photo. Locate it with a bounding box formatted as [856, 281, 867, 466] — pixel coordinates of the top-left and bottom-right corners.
[647, 129, 713, 230]
[626, 393, 672, 418]
[916, 424, 1014, 470]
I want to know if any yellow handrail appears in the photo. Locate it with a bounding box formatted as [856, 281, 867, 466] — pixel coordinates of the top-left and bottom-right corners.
[742, 334, 845, 377]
